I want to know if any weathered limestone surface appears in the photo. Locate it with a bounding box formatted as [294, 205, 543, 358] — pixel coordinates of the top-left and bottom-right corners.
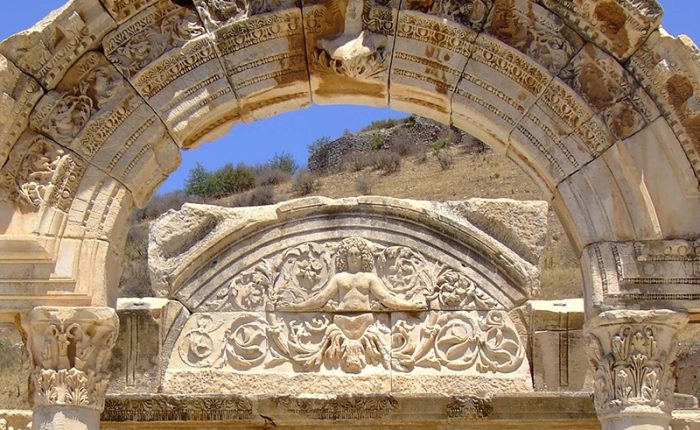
[528, 299, 593, 392]
[586, 310, 688, 430]
[0, 0, 699, 428]
[20, 306, 119, 430]
[147, 197, 545, 397]
[0, 0, 698, 323]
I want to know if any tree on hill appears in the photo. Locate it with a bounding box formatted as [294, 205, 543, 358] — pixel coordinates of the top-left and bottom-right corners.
[184, 162, 215, 199]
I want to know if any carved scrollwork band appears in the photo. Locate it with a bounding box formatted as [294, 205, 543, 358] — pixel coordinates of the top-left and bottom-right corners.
[102, 395, 254, 422]
[21, 307, 119, 412]
[206, 236, 502, 313]
[175, 309, 524, 375]
[585, 310, 688, 421]
[172, 236, 525, 376]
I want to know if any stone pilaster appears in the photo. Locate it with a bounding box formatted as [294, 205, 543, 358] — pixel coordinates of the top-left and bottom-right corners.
[21, 307, 119, 430]
[585, 310, 688, 430]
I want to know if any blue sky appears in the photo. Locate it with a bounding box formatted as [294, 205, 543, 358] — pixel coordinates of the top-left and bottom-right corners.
[2, 1, 698, 193]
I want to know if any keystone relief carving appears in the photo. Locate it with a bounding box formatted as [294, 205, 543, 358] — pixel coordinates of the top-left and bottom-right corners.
[309, 0, 389, 81]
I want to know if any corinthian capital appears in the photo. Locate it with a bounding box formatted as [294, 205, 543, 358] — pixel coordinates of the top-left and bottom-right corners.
[21, 307, 119, 412]
[585, 310, 687, 424]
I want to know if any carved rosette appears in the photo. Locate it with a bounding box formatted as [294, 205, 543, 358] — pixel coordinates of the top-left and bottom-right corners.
[585, 310, 688, 423]
[21, 307, 119, 412]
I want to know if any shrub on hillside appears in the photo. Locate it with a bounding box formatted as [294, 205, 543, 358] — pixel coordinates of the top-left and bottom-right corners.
[214, 163, 256, 195]
[255, 165, 292, 186]
[354, 173, 374, 195]
[431, 139, 448, 154]
[370, 132, 385, 151]
[437, 150, 455, 170]
[184, 162, 216, 199]
[374, 149, 401, 174]
[268, 152, 299, 175]
[227, 186, 276, 207]
[292, 170, 319, 196]
[344, 151, 373, 172]
[391, 138, 418, 157]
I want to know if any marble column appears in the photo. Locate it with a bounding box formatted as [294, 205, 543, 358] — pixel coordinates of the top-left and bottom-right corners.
[21, 307, 119, 430]
[585, 309, 688, 430]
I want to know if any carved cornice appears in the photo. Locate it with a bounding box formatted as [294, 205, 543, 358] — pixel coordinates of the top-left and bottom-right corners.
[274, 395, 398, 420]
[583, 240, 700, 312]
[102, 395, 254, 422]
[585, 310, 688, 420]
[21, 307, 119, 411]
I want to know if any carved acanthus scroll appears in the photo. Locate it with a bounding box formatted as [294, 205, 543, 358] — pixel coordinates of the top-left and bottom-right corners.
[206, 236, 500, 313]
[391, 310, 524, 373]
[585, 310, 688, 421]
[21, 307, 119, 412]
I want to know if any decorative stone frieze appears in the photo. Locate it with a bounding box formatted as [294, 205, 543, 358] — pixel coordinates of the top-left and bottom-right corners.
[0, 55, 43, 169]
[0, 132, 87, 212]
[21, 307, 119, 412]
[274, 395, 398, 420]
[28, 51, 180, 207]
[103, 1, 241, 148]
[389, 10, 476, 122]
[102, 394, 254, 421]
[100, 0, 161, 23]
[402, 0, 493, 32]
[213, 8, 310, 121]
[585, 309, 688, 429]
[0, 0, 116, 89]
[536, 0, 663, 61]
[149, 198, 541, 397]
[485, 0, 584, 76]
[582, 240, 700, 312]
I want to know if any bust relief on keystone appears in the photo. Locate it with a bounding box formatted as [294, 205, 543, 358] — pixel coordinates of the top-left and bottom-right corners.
[311, 0, 389, 80]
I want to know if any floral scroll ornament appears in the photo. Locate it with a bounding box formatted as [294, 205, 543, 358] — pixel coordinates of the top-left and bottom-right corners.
[432, 269, 499, 310]
[376, 246, 433, 300]
[587, 325, 675, 414]
[391, 310, 524, 373]
[178, 315, 223, 367]
[223, 314, 268, 369]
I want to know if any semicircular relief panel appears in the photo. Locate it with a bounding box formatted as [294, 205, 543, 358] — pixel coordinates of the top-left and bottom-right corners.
[149, 197, 547, 396]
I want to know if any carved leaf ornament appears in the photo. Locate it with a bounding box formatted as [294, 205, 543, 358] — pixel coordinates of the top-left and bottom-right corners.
[178, 236, 525, 375]
[588, 325, 674, 414]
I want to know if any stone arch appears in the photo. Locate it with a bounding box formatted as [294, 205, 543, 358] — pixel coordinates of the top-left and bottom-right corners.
[1, 1, 699, 428]
[0, 0, 697, 314]
[1, 0, 699, 316]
